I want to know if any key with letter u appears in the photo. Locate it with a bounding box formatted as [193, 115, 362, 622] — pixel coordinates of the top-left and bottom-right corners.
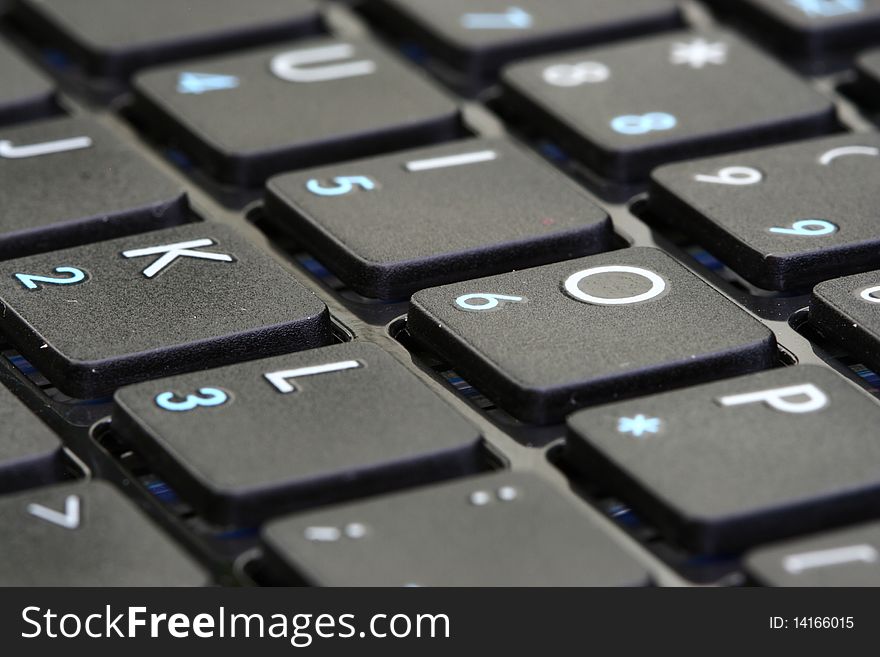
[566, 366, 880, 553]
[133, 38, 461, 186]
[408, 247, 776, 424]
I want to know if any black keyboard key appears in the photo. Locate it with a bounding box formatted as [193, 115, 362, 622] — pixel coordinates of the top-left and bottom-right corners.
[11, 0, 322, 76]
[134, 38, 461, 186]
[0, 116, 189, 260]
[811, 270, 880, 370]
[501, 30, 835, 181]
[265, 138, 613, 299]
[0, 481, 207, 585]
[734, 0, 880, 55]
[856, 47, 880, 94]
[408, 247, 776, 424]
[650, 134, 880, 291]
[113, 343, 484, 525]
[0, 383, 64, 493]
[262, 472, 650, 586]
[0, 223, 331, 398]
[746, 522, 880, 586]
[567, 366, 880, 554]
[369, 0, 680, 77]
[0, 38, 54, 126]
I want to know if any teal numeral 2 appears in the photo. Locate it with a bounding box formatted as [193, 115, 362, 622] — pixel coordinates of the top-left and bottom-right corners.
[15, 267, 87, 290]
[155, 388, 230, 412]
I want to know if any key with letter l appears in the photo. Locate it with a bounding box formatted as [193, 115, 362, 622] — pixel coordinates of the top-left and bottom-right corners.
[0, 224, 331, 398]
[0, 116, 189, 260]
[262, 472, 650, 586]
[113, 344, 484, 525]
[408, 247, 776, 424]
[746, 522, 880, 586]
[0, 481, 207, 585]
[265, 138, 612, 299]
[650, 134, 880, 291]
[501, 30, 835, 181]
[567, 366, 880, 553]
[133, 38, 461, 186]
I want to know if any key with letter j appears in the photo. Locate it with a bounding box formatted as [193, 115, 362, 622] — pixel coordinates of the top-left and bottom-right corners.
[0, 224, 331, 398]
[408, 247, 776, 424]
[567, 366, 880, 553]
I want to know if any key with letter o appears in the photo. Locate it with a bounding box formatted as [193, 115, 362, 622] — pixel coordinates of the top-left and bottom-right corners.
[567, 366, 880, 554]
[408, 247, 776, 424]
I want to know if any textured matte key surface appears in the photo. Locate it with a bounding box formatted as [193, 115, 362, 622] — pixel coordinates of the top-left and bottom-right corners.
[0, 382, 64, 494]
[501, 30, 835, 181]
[134, 38, 461, 186]
[0, 38, 54, 126]
[650, 134, 880, 291]
[408, 247, 776, 424]
[566, 366, 880, 554]
[369, 0, 680, 76]
[746, 522, 880, 587]
[734, 0, 880, 54]
[811, 270, 880, 371]
[265, 138, 612, 299]
[11, 0, 322, 76]
[0, 481, 207, 585]
[113, 343, 484, 525]
[0, 223, 331, 398]
[263, 472, 650, 586]
[0, 116, 189, 260]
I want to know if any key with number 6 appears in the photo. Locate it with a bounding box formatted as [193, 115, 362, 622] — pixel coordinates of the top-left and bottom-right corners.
[408, 247, 776, 424]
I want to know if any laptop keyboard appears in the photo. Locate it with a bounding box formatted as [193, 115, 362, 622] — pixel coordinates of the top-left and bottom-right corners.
[1, 0, 880, 587]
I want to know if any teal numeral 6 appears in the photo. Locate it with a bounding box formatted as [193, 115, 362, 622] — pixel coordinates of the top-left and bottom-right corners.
[15, 266, 87, 290]
[155, 388, 230, 412]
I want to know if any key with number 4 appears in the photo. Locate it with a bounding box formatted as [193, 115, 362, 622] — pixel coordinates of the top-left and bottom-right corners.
[134, 38, 461, 185]
[0, 224, 331, 398]
[501, 30, 835, 181]
[408, 247, 775, 424]
[567, 366, 880, 554]
[113, 344, 484, 525]
[265, 138, 613, 299]
[650, 134, 880, 291]
[0, 481, 207, 585]
[262, 473, 650, 586]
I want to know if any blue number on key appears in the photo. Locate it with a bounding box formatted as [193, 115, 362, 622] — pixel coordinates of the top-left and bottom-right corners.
[306, 176, 376, 197]
[611, 112, 678, 135]
[769, 219, 838, 236]
[15, 267, 87, 290]
[155, 388, 229, 412]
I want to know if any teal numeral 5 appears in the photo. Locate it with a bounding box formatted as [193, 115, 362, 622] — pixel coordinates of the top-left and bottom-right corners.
[306, 176, 376, 197]
[155, 388, 230, 412]
[15, 267, 87, 290]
